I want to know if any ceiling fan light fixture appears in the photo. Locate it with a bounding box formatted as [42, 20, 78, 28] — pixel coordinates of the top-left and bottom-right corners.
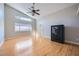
[27, 3, 40, 16]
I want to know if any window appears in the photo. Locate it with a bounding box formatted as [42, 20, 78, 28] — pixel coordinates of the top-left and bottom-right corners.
[15, 23, 32, 32]
[15, 23, 20, 32]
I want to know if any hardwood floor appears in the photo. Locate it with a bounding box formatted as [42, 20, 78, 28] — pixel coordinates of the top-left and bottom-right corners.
[0, 35, 79, 56]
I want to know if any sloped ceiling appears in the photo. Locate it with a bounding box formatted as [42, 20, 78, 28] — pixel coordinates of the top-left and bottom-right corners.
[7, 3, 76, 19]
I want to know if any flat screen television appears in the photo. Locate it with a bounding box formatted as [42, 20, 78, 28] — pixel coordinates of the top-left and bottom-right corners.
[51, 25, 64, 43]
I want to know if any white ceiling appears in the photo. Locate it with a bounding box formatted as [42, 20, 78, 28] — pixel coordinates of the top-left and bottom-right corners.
[7, 3, 76, 19]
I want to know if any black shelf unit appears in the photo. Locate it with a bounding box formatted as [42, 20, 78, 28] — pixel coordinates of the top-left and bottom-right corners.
[51, 25, 64, 43]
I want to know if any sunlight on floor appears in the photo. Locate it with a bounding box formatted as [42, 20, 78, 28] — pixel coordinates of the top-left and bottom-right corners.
[32, 31, 39, 40]
[15, 38, 32, 55]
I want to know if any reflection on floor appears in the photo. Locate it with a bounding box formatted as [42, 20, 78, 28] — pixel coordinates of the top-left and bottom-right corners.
[0, 35, 79, 56]
[0, 36, 32, 56]
[15, 39, 32, 56]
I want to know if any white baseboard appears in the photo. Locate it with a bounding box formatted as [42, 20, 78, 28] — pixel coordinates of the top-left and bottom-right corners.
[43, 35, 79, 45]
[65, 40, 79, 45]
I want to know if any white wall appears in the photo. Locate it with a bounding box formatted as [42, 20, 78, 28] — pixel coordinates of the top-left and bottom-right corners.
[0, 4, 4, 47]
[37, 4, 79, 44]
[4, 4, 36, 39]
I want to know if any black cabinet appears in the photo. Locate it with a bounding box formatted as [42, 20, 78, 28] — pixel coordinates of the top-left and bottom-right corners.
[51, 25, 64, 43]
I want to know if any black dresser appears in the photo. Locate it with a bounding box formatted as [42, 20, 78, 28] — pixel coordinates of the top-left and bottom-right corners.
[51, 25, 64, 43]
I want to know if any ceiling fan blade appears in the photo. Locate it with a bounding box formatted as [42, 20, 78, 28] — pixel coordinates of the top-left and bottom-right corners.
[35, 9, 40, 11]
[35, 12, 40, 15]
[28, 8, 32, 10]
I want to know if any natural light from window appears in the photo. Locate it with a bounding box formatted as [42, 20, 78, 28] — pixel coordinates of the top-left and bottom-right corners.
[15, 23, 32, 32]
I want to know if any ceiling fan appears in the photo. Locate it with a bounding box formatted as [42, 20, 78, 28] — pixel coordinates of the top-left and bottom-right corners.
[27, 3, 40, 16]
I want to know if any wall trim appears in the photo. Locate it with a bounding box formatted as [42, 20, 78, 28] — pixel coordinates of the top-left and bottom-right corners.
[65, 40, 79, 45]
[43, 35, 79, 45]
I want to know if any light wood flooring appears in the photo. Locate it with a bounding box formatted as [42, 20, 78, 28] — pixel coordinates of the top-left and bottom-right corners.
[0, 35, 79, 56]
